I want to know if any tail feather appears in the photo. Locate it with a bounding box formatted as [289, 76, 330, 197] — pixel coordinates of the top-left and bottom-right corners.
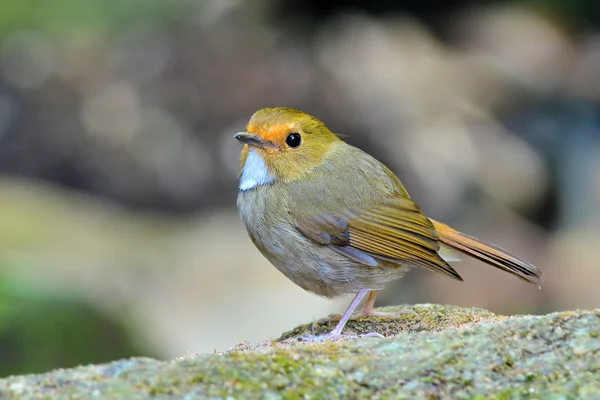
[431, 220, 542, 283]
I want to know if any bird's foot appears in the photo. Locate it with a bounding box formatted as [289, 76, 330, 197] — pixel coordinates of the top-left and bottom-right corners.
[361, 332, 385, 339]
[304, 290, 391, 341]
[299, 331, 384, 342]
[356, 308, 418, 319]
[298, 332, 341, 342]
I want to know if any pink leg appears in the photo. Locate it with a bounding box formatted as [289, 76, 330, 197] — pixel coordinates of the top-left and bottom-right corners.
[356, 291, 416, 318]
[317, 290, 416, 324]
[301, 289, 370, 342]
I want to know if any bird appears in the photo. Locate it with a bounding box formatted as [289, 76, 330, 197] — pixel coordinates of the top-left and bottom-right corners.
[235, 107, 542, 341]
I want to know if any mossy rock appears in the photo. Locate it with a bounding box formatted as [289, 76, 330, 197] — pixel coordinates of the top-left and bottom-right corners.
[1, 304, 599, 399]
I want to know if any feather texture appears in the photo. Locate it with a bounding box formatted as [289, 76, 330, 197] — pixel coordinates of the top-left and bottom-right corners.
[287, 144, 463, 282]
[236, 106, 541, 301]
[432, 220, 541, 283]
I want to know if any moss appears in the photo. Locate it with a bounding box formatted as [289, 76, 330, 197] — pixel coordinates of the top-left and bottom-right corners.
[278, 303, 505, 340]
[1, 305, 599, 399]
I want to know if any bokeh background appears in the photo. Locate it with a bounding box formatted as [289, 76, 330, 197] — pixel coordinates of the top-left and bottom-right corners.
[1, 0, 599, 377]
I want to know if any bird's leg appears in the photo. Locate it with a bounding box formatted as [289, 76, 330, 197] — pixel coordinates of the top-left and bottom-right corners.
[301, 289, 373, 342]
[317, 290, 417, 324]
[353, 290, 417, 318]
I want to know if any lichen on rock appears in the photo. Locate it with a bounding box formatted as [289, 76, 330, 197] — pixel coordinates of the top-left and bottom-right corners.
[1, 304, 599, 399]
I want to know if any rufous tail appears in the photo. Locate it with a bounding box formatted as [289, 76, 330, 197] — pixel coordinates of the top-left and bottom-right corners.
[431, 220, 542, 283]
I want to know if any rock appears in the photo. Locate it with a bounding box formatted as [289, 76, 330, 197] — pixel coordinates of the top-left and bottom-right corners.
[1, 304, 599, 399]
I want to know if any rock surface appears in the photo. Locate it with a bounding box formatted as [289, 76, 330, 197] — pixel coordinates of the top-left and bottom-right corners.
[1, 304, 599, 399]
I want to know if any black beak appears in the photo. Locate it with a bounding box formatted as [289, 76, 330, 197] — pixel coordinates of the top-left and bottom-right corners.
[234, 132, 275, 149]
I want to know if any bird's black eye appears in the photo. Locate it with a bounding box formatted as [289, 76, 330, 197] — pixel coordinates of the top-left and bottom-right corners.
[285, 132, 302, 148]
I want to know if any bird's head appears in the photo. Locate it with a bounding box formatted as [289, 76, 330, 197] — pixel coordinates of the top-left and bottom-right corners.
[235, 107, 341, 190]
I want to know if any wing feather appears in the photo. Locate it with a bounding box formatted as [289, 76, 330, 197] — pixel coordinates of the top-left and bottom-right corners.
[285, 143, 462, 281]
[289, 197, 463, 281]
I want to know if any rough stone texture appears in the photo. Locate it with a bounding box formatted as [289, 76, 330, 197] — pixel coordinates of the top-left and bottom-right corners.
[1, 304, 599, 399]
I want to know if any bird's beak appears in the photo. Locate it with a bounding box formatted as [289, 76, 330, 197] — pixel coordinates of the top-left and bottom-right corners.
[234, 132, 275, 149]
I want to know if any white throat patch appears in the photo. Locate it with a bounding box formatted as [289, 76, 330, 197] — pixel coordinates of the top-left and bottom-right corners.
[239, 149, 275, 191]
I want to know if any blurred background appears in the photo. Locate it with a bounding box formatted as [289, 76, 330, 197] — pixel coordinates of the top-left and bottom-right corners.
[0, 0, 599, 377]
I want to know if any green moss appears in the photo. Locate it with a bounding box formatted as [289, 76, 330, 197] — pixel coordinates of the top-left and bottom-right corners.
[1, 305, 599, 399]
[278, 303, 505, 340]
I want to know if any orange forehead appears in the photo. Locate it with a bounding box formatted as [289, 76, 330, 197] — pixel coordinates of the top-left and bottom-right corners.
[244, 107, 328, 144]
[246, 120, 297, 143]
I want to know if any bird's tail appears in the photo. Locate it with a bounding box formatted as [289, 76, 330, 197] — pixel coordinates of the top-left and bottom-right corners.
[431, 219, 542, 283]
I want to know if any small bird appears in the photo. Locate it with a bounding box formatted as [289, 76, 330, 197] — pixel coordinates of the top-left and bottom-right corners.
[235, 107, 541, 341]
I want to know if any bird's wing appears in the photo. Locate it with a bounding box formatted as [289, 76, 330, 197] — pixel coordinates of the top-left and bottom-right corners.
[287, 147, 462, 280]
[289, 196, 462, 280]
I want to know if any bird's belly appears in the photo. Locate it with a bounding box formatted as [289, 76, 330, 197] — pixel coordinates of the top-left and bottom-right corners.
[237, 189, 404, 297]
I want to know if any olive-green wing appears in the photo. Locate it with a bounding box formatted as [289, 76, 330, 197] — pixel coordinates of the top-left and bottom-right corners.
[289, 196, 463, 281]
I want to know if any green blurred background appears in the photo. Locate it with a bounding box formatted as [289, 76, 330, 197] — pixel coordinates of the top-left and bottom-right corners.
[0, 0, 599, 377]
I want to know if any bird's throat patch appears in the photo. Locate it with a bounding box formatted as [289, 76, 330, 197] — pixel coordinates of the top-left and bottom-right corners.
[239, 149, 275, 191]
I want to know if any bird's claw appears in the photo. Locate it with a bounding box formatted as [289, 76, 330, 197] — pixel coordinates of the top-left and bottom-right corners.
[360, 308, 418, 319]
[299, 333, 339, 342]
[362, 332, 385, 339]
[299, 331, 385, 342]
